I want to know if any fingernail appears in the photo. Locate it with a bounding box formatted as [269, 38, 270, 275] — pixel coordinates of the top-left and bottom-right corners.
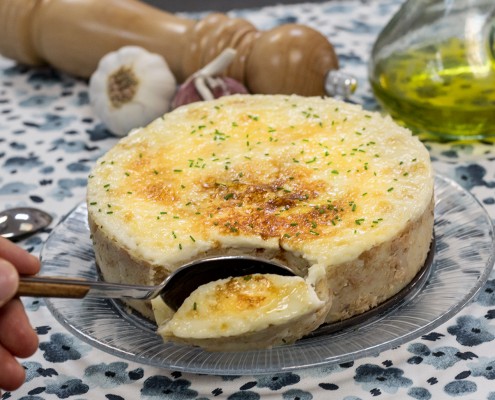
[0, 259, 18, 307]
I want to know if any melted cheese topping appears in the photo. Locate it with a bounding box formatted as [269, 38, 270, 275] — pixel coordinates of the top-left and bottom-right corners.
[87, 94, 433, 268]
[156, 272, 325, 339]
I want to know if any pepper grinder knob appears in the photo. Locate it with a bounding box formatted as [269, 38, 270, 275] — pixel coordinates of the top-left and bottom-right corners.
[325, 70, 358, 99]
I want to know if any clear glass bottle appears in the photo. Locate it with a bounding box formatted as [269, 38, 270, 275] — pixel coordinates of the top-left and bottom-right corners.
[369, 0, 495, 141]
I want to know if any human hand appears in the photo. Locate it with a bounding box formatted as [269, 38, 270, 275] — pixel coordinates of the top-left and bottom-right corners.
[0, 236, 40, 393]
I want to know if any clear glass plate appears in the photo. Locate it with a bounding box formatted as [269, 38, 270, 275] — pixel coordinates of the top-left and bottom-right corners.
[40, 175, 495, 375]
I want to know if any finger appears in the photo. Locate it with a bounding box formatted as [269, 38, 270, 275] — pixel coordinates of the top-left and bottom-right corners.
[0, 299, 38, 358]
[0, 344, 26, 392]
[0, 236, 40, 275]
[0, 259, 18, 307]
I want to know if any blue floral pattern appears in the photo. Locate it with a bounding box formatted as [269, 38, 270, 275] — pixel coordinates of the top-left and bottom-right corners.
[2, 0, 495, 398]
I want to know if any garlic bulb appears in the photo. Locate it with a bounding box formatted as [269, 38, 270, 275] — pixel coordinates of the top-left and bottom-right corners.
[89, 46, 176, 137]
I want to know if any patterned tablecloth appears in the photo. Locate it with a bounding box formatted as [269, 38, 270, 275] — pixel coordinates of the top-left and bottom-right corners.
[2, 0, 495, 398]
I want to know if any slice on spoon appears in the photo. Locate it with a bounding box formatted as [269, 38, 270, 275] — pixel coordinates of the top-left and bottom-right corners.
[153, 264, 330, 351]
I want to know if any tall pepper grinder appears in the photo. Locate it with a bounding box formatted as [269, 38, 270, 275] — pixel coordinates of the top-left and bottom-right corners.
[0, 0, 356, 98]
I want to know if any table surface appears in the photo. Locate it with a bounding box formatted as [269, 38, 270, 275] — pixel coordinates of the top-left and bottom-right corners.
[2, 0, 495, 399]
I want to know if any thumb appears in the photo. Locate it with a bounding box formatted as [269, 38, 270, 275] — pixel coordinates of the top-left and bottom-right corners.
[0, 259, 19, 307]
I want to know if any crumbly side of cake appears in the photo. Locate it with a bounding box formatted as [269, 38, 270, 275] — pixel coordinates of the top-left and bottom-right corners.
[325, 196, 434, 322]
[87, 94, 434, 343]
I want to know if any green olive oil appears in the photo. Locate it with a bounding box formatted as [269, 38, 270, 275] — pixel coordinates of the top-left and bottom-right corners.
[370, 37, 495, 141]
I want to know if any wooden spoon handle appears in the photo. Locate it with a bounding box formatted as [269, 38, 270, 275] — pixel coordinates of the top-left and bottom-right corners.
[0, 0, 338, 96]
[18, 276, 90, 298]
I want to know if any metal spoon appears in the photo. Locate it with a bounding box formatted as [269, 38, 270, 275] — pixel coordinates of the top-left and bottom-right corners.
[0, 207, 52, 241]
[17, 255, 296, 311]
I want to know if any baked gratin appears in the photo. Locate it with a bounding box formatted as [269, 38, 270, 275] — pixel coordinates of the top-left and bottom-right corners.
[87, 94, 434, 350]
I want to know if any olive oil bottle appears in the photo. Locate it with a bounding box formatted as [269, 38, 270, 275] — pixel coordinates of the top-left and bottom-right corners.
[369, 0, 495, 141]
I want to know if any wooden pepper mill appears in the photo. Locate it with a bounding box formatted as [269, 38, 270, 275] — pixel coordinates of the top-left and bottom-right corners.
[0, 0, 348, 96]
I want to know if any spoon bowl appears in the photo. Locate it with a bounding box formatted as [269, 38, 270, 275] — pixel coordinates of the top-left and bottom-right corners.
[0, 207, 52, 241]
[18, 255, 296, 311]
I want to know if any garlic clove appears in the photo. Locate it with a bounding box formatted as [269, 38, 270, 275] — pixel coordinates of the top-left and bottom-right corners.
[172, 48, 250, 109]
[172, 76, 249, 109]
